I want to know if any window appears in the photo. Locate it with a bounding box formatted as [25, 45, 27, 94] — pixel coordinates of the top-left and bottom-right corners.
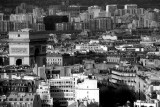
[9, 98, 12, 101]
[18, 34, 20, 37]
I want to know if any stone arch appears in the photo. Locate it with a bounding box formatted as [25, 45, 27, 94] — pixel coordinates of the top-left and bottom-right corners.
[34, 48, 40, 56]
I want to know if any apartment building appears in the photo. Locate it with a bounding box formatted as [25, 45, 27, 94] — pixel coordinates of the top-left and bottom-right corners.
[48, 75, 99, 107]
[140, 56, 160, 68]
[109, 67, 137, 88]
[106, 55, 121, 63]
[36, 81, 53, 107]
[0, 79, 35, 93]
[5, 93, 40, 107]
[124, 4, 137, 10]
[88, 5, 101, 18]
[75, 77, 99, 105]
[49, 77, 77, 107]
[46, 53, 63, 66]
[0, 79, 39, 107]
[106, 5, 117, 16]
[10, 14, 33, 24]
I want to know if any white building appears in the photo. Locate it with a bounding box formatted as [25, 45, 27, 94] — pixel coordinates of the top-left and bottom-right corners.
[101, 34, 117, 41]
[10, 13, 33, 24]
[115, 44, 144, 52]
[88, 5, 101, 18]
[75, 78, 99, 104]
[36, 81, 53, 107]
[124, 4, 137, 10]
[106, 5, 117, 14]
[49, 77, 77, 107]
[33, 7, 44, 18]
[75, 43, 108, 52]
[134, 100, 160, 107]
[46, 53, 63, 66]
[89, 40, 99, 44]
[0, 73, 39, 80]
[48, 75, 99, 107]
[79, 12, 94, 21]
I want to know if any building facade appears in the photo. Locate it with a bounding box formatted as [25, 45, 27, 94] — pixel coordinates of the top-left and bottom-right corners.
[109, 67, 137, 88]
[75, 78, 99, 105]
[46, 53, 63, 66]
[49, 77, 77, 107]
[36, 81, 53, 107]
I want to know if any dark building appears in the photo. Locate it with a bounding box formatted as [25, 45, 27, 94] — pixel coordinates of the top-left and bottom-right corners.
[0, 79, 36, 94]
[46, 69, 60, 79]
[0, 102, 10, 107]
[43, 15, 69, 31]
[117, 35, 141, 44]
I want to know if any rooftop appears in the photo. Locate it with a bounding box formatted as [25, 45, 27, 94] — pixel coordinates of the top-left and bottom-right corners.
[111, 67, 136, 73]
[46, 53, 62, 57]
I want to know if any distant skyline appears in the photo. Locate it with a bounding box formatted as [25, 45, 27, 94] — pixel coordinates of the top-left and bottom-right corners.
[0, 0, 160, 9]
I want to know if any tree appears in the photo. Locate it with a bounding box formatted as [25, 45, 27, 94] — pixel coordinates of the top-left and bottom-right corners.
[99, 84, 137, 107]
[115, 85, 136, 106]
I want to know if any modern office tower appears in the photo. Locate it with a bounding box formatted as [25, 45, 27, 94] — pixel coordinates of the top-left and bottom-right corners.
[88, 5, 101, 18]
[55, 22, 72, 31]
[10, 14, 33, 24]
[79, 12, 94, 22]
[43, 15, 69, 31]
[32, 23, 45, 31]
[124, 4, 137, 10]
[0, 21, 13, 32]
[144, 10, 158, 21]
[0, 13, 4, 21]
[106, 5, 117, 16]
[13, 22, 30, 31]
[48, 5, 61, 16]
[33, 8, 45, 18]
[73, 22, 83, 30]
[15, 3, 27, 14]
[61, 0, 70, 6]
[67, 5, 81, 17]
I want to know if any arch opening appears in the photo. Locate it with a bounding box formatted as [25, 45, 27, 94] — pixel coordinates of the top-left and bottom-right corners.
[34, 48, 40, 63]
[16, 59, 22, 65]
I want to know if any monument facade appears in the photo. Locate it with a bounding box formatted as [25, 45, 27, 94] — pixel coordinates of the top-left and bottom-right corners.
[8, 29, 48, 67]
